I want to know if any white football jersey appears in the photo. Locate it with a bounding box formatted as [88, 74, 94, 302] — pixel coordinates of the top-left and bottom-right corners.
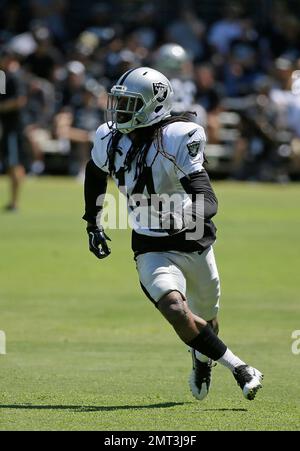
[91, 121, 206, 237]
[171, 78, 197, 110]
[170, 78, 207, 127]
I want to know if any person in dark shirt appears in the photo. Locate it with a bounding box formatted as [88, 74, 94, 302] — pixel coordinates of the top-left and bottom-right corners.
[83, 66, 264, 402]
[0, 49, 27, 211]
[24, 24, 62, 81]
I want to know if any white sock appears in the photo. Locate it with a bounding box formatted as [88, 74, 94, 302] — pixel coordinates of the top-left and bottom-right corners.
[195, 350, 209, 363]
[217, 348, 246, 372]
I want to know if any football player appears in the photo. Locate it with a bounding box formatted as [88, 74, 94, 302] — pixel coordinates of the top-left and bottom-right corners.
[83, 67, 263, 401]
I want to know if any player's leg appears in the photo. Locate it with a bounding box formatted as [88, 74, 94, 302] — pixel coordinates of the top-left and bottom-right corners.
[185, 247, 263, 400]
[184, 246, 221, 330]
[188, 316, 218, 401]
[169, 247, 220, 400]
[187, 247, 220, 398]
[136, 251, 263, 400]
[157, 290, 206, 342]
[157, 290, 263, 401]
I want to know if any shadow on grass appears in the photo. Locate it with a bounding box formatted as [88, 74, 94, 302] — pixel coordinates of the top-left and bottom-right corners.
[0, 402, 189, 412]
[0, 403, 248, 413]
[202, 408, 248, 412]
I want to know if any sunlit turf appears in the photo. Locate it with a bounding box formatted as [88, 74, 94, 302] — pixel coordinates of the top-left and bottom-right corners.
[0, 176, 299, 430]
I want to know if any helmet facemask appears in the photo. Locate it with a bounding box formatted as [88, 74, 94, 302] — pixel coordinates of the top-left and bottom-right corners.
[106, 86, 146, 134]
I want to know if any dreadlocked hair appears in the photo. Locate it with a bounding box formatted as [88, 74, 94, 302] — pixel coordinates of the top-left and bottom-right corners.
[104, 111, 206, 181]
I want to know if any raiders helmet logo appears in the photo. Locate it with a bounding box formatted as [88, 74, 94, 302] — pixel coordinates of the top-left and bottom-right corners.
[187, 141, 201, 157]
[152, 82, 168, 103]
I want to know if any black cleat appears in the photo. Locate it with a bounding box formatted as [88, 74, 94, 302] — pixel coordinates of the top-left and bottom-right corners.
[189, 349, 215, 401]
[233, 365, 264, 400]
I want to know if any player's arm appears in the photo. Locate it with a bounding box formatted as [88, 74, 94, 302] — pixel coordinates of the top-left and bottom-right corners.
[167, 124, 218, 233]
[180, 169, 218, 220]
[162, 169, 217, 234]
[83, 159, 111, 259]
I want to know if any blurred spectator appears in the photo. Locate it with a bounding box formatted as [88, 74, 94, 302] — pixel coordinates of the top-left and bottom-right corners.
[56, 80, 106, 178]
[23, 75, 55, 174]
[130, 3, 159, 50]
[29, 0, 68, 43]
[153, 43, 206, 126]
[224, 57, 300, 182]
[0, 0, 299, 181]
[227, 75, 279, 181]
[85, 2, 116, 42]
[269, 57, 300, 179]
[194, 63, 224, 143]
[195, 63, 223, 113]
[0, 49, 27, 211]
[222, 38, 263, 97]
[208, 2, 243, 56]
[25, 23, 63, 81]
[263, 3, 300, 60]
[0, 1, 25, 38]
[103, 37, 142, 81]
[8, 32, 37, 58]
[59, 60, 86, 112]
[268, 57, 300, 143]
[165, 8, 208, 60]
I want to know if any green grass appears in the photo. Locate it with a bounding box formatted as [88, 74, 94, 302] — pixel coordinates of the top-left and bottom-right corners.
[0, 176, 299, 431]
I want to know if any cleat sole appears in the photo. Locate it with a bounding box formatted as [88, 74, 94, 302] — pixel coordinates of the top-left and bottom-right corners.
[243, 372, 264, 400]
[245, 384, 262, 400]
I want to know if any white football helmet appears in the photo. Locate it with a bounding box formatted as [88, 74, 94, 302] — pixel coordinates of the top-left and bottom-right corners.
[154, 43, 190, 76]
[105, 67, 174, 133]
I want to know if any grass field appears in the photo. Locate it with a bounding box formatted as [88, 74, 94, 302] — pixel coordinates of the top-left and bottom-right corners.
[0, 176, 299, 431]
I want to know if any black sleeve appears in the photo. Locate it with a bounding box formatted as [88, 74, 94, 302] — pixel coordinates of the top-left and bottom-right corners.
[180, 169, 218, 220]
[82, 159, 108, 226]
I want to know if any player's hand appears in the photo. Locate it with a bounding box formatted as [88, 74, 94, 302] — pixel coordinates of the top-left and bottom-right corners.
[87, 225, 111, 259]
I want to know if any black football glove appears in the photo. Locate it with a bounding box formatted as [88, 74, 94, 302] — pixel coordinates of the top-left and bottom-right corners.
[87, 225, 111, 259]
